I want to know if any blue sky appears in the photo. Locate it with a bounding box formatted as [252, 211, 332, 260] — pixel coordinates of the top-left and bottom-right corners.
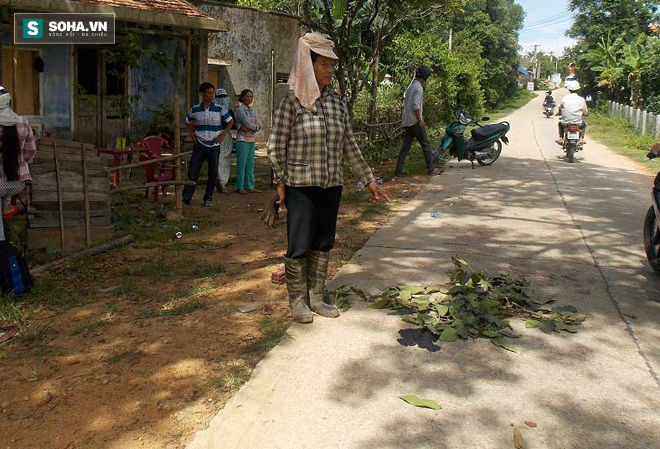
[516, 0, 577, 56]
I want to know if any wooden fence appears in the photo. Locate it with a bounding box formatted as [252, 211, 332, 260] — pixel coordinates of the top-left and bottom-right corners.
[608, 101, 660, 138]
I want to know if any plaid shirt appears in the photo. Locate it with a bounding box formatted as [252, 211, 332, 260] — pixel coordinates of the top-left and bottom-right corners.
[0, 117, 37, 182]
[268, 87, 374, 188]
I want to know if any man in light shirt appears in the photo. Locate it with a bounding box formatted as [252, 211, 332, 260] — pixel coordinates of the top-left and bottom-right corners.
[556, 79, 588, 146]
[395, 65, 440, 176]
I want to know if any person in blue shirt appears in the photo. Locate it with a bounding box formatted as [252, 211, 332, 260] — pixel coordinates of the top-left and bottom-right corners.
[183, 82, 234, 206]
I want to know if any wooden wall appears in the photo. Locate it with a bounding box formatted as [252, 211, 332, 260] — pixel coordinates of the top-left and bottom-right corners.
[28, 139, 113, 251]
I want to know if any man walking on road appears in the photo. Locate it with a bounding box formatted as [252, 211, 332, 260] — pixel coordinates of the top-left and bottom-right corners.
[395, 65, 441, 177]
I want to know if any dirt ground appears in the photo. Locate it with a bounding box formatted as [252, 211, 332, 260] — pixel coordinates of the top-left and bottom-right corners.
[0, 152, 431, 449]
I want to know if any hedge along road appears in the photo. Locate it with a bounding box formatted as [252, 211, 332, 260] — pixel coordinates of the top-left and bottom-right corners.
[186, 91, 660, 449]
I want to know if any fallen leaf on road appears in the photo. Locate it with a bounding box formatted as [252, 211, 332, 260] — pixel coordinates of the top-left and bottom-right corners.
[513, 427, 524, 448]
[524, 421, 537, 428]
[399, 394, 442, 410]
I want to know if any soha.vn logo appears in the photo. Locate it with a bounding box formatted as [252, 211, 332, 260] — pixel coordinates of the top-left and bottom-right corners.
[22, 19, 43, 38]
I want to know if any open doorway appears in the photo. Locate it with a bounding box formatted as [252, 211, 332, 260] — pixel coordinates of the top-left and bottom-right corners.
[74, 47, 126, 147]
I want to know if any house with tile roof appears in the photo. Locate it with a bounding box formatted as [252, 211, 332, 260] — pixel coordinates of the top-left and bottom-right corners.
[0, 0, 227, 147]
[192, 1, 302, 141]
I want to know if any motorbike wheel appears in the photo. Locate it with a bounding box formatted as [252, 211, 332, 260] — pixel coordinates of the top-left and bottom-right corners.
[477, 140, 502, 166]
[643, 206, 660, 275]
[566, 145, 575, 163]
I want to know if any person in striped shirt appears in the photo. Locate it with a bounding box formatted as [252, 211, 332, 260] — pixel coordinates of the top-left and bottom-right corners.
[183, 82, 234, 207]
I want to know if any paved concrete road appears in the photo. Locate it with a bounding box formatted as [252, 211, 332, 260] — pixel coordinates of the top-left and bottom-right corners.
[187, 93, 660, 449]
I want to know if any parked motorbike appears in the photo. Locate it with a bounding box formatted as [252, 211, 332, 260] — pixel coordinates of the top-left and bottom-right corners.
[543, 103, 555, 118]
[560, 123, 584, 163]
[643, 144, 660, 275]
[435, 107, 510, 168]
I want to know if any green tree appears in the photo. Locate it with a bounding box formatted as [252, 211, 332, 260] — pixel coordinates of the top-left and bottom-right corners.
[450, 0, 524, 108]
[566, 0, 659, 98]
[300, 0, 462, 116]
[589, 32, 657, 108]
[567, 0, 659, 47]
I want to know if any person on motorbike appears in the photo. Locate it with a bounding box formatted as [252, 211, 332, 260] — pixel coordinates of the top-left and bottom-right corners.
[543, 90, 556, 108]
[556, 79, 588, 146]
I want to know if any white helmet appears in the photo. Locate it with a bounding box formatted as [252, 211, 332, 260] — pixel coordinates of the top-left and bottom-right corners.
[565, 79, 581, 92]
[0, 86, 11, 109]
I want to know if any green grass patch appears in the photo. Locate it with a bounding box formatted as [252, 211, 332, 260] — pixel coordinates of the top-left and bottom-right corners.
[70, 317, 112, 336]
[341, 189, 368, 205]
[107, 350, 144, 364]
[187, 281, 215, 297]
[485, 89, 537, 122]
[360, 203, 389, 220]
[0, 298, 24, 324]
[121, 256, 223, 281]
[585, 108, 659, 171]
[188, 259, 225, 278]
[15, 321, 53, 347]
[29, 277, 93, 309]
[138, 300, 207, 319]
[242, 316, 289, 355]
[210, 365, 250, 390]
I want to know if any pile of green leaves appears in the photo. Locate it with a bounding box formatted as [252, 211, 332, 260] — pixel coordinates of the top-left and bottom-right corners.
[368, 257, 586, 352]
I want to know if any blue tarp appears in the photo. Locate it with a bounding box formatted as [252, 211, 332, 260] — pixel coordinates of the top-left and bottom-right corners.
[518, 67, 530, 75]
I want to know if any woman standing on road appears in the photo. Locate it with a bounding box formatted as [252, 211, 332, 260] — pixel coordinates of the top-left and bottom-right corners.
[267, 32, 389, 323]
[234, 89, 260, 194]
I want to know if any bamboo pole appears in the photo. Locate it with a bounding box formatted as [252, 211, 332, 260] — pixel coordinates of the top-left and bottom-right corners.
[81, 143, 91, 247]
[186, 36, 192, 113]
[103, 150, 192, 172]
[110, 180, 195, 195]
[52, 142, 66, 249]
[31, 235, 135, 275]
[173, 93, 182, 217]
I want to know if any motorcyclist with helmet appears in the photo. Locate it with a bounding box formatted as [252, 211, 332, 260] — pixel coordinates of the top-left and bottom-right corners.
[556, 79, 588, 146]
[395, 65, 441, 177]
[543, 90, 556, 110]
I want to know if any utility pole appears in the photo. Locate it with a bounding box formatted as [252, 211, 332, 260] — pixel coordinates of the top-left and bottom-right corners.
[532, 44, 539, 80]
[448, 27, 453, 53]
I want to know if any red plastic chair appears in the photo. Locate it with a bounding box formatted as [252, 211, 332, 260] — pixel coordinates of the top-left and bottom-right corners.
[138, 136, 176, 201]
[2, 196, 19, 221]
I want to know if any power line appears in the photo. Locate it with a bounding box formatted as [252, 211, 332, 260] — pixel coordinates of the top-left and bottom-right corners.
[520, 16, 574, 32]
[523, 10, 572, 28]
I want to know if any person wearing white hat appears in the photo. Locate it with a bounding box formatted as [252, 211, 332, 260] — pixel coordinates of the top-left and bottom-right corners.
[213, 88, 234, 195]
[556, 79, 588, 146]
[0, 86, 36, 242]
[267, 32, 389, 323]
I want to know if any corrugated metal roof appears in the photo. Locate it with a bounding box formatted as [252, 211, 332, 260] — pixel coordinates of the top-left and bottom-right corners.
[76, 0, 208, 19]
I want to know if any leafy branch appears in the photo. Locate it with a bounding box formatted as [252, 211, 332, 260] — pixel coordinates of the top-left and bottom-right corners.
[368, 256, 587, 352]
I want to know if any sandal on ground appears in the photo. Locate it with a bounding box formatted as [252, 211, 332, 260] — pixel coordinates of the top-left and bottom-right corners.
[236, 189, 248, 194]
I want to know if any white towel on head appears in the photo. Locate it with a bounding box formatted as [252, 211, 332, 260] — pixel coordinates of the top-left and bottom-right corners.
[288, 33, 338, 112]
[0, 107, 18, 126]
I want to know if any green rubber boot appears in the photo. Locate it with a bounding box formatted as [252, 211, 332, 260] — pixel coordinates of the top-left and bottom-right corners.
[284, 257, 314, 323]
[307, 251, 339, 318]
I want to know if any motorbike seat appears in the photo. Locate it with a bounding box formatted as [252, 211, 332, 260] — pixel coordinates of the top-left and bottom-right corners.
[471, 123, 509, 141]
